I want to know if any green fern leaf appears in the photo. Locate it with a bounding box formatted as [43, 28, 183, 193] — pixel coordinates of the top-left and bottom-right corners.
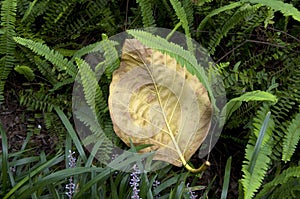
[242, 110, 274, 199]
[169, 0, 193, 51]
[136, 0, 156, 27]
[74, 58, 115, 163]
[223, 90, 277, 121]
[0, 0, 17, 102]
[13, 37, 77, 77]
[208, 3, 261, 54]
[33, 56, 58, 85]
[75, 58, 98, 115]
[282, 112, 300, 162]
[242, 0, 300, 22]
[256, 166, 300, 198]
[197, 2, 243, 32]
[14, 65, 35, 81]
[72, 39, 119, 79]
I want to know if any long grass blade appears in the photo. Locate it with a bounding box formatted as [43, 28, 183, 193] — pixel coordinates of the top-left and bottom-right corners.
[249, 112, 271, 173]
[3, 153, 64, 199]
[54, 106, 87, 162]
[0, 122, 9, 192]
[221, 156, 232, 199]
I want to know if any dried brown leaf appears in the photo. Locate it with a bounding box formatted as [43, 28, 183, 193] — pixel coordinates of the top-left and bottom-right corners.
[108, 39, 212, 168]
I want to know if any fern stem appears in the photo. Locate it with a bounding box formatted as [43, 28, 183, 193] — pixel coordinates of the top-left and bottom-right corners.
[166, 22, 182, 41]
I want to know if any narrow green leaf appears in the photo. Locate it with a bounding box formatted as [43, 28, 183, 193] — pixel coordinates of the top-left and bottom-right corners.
[3, 153, 64, 199]
[282, 112, 300, 162]
[221, 156, 232, 199]
[249, 112, 270, 174]
[14, 65, 35, 81]
[0, 121, 9, 192]
[241, 0, 300, 22]
[54, 106, 87, 162]
[222, 91, 277, 121]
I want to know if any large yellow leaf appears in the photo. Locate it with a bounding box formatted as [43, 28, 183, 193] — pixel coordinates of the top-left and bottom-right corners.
[108, 39, 212, 170]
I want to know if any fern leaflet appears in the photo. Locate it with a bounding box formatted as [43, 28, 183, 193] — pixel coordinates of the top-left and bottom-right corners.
[14, 37, 77, 77]
[242, 107, 275, 199]
[242, 0, 300, 22]
[136, 0, 156, 27]
[0, 0, 17, 102]
[282, 112, 300, 162]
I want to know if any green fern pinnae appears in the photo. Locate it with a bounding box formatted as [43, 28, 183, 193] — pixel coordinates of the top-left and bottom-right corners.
[71, 41, 104, 62]
[282, 112, 300, 162]
[100, 40, 120, 79]
[76, 58, 108, 116]
[62, 1, 112, 39]
[51, 78, 76, 91]
[21, 0, 49, 25]
[255, 166, 300, 198]
[267, 177, 300, 199]
[14, 65, 35, 81]
[197, 2, 243, 32]
[33, 56, 58, 85]
[13, 37, 77, 77]
[208, 3, 261, 54]
[169, 0, 193, 52]
[252, 105, 275, 144]
[21, 0, 38, 22]
[241, 0, 300, 22]
[192, 0, 213, 6]
[0, 0, 17, 102]
[182, 0, 195, 31]
[242, 111, 274, 199]
[20, 90, 67, 112]
[41, 0, 74, 32]
[127, 29, 216, 111]
[242, 144, 272, 199]
[222, 90, 277, 121]
[75, 58, 100, 116]
[136, 0, 156, 27]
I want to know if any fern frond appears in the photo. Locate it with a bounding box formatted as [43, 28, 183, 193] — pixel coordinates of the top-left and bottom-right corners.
[61, 0, 113, 40]
[208, 3, 261, 54]
[241, 0, 300, 22]
[20, 90, 69, 112]
[222, 90, 277, 121]
[242, 109, 274, 199]
[99, 40, 120, 79]
[136, 0, 156, 27]
[270, 54, 300, 160]
[267, 177, 300, 199]
[75, 58, 99, 115]
[41, 0, 76, 35]
[282, 112, 300, 162]
[73, 66, 115, 163]
[21, 0, 44, 23]
[51, 78, 76, 91]
[14, 37, 77, 77]
[72, 39, 119, 80]
[255, 166, 300, 199]
[33, 56, 58, 85]
[0, 0, 17, 102]
[182, 0, 195, 33]
[169, 0, 193, 51]
[14, 65, 35, 81]
[197, 2, 243, 32]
